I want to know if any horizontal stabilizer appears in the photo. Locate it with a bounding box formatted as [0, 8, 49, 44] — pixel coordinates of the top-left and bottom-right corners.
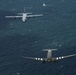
[18, 13, 32, 15]
[43, 49, 58, 52]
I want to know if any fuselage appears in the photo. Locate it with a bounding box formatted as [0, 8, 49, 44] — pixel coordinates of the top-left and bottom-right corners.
[22, 13, 27, 22]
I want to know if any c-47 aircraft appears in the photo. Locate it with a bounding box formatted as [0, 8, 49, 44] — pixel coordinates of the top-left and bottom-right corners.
[22, 49, 76, 63]
[5, 7, 43, 22]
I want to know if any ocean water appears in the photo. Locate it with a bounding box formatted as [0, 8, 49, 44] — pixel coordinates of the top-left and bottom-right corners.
[0, 0, 76, 75]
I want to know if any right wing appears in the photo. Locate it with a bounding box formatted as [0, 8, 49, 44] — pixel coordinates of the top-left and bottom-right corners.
[62, 54, 76, 59]
[27, 14, 43, 18]
[5, 16, 22, 19]
[56, 54, 76, 60]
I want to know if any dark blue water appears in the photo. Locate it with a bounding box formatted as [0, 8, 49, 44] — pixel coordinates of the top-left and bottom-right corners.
[0, 0, 76, 75]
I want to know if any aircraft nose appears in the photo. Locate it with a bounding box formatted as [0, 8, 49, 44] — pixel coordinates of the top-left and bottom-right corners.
[23, 20, 25, 22]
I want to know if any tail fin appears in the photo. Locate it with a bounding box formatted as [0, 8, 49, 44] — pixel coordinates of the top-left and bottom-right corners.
[24, 7, 25, 12]
[18, 7, 32, 15]
[23, 7, 32, 14]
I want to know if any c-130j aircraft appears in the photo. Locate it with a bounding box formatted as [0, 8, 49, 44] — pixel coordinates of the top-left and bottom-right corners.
[5, 7, 43, 22]
[22, 49, 76, 63]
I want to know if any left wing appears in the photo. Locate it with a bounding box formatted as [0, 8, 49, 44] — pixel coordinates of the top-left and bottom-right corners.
[56, 54, 76, 60]
[22, 56, 43, 61]
[27, 14, 43, 18]
[5, 16, 22, 19]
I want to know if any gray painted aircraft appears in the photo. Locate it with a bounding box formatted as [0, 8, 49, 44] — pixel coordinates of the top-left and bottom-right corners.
[22, 49, 76, 63]
[5, 7, 43, 22]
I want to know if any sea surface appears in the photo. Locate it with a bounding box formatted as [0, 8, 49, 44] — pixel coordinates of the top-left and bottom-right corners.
[0, 0, 76, 75]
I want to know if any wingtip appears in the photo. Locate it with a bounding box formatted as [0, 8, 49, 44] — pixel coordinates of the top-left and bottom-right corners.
[5, 16, 8, 18]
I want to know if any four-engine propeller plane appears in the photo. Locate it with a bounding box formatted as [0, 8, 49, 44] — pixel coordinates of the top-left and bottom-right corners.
[22, 49, 76, 63]
[5, 7, 43, 22]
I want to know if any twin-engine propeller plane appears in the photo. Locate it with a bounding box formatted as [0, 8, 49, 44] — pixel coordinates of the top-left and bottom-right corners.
[22, 49, 76, 63]
[5, 7, 43, 22]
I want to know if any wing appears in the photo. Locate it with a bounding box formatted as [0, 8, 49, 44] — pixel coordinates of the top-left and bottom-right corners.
[56, 54, 76, 60]
[27, 14, 43, 18]
[22, 56, 43, 61]
[5, 16, 22, 19]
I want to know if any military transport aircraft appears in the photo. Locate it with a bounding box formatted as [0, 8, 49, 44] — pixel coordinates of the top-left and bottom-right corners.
[22, 49, 76, 63]
[5, 7, 43, 22]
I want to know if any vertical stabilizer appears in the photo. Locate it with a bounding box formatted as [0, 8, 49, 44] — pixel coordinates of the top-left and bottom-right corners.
[24, 7, 25, 12]
[18, 7, 32, 15]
